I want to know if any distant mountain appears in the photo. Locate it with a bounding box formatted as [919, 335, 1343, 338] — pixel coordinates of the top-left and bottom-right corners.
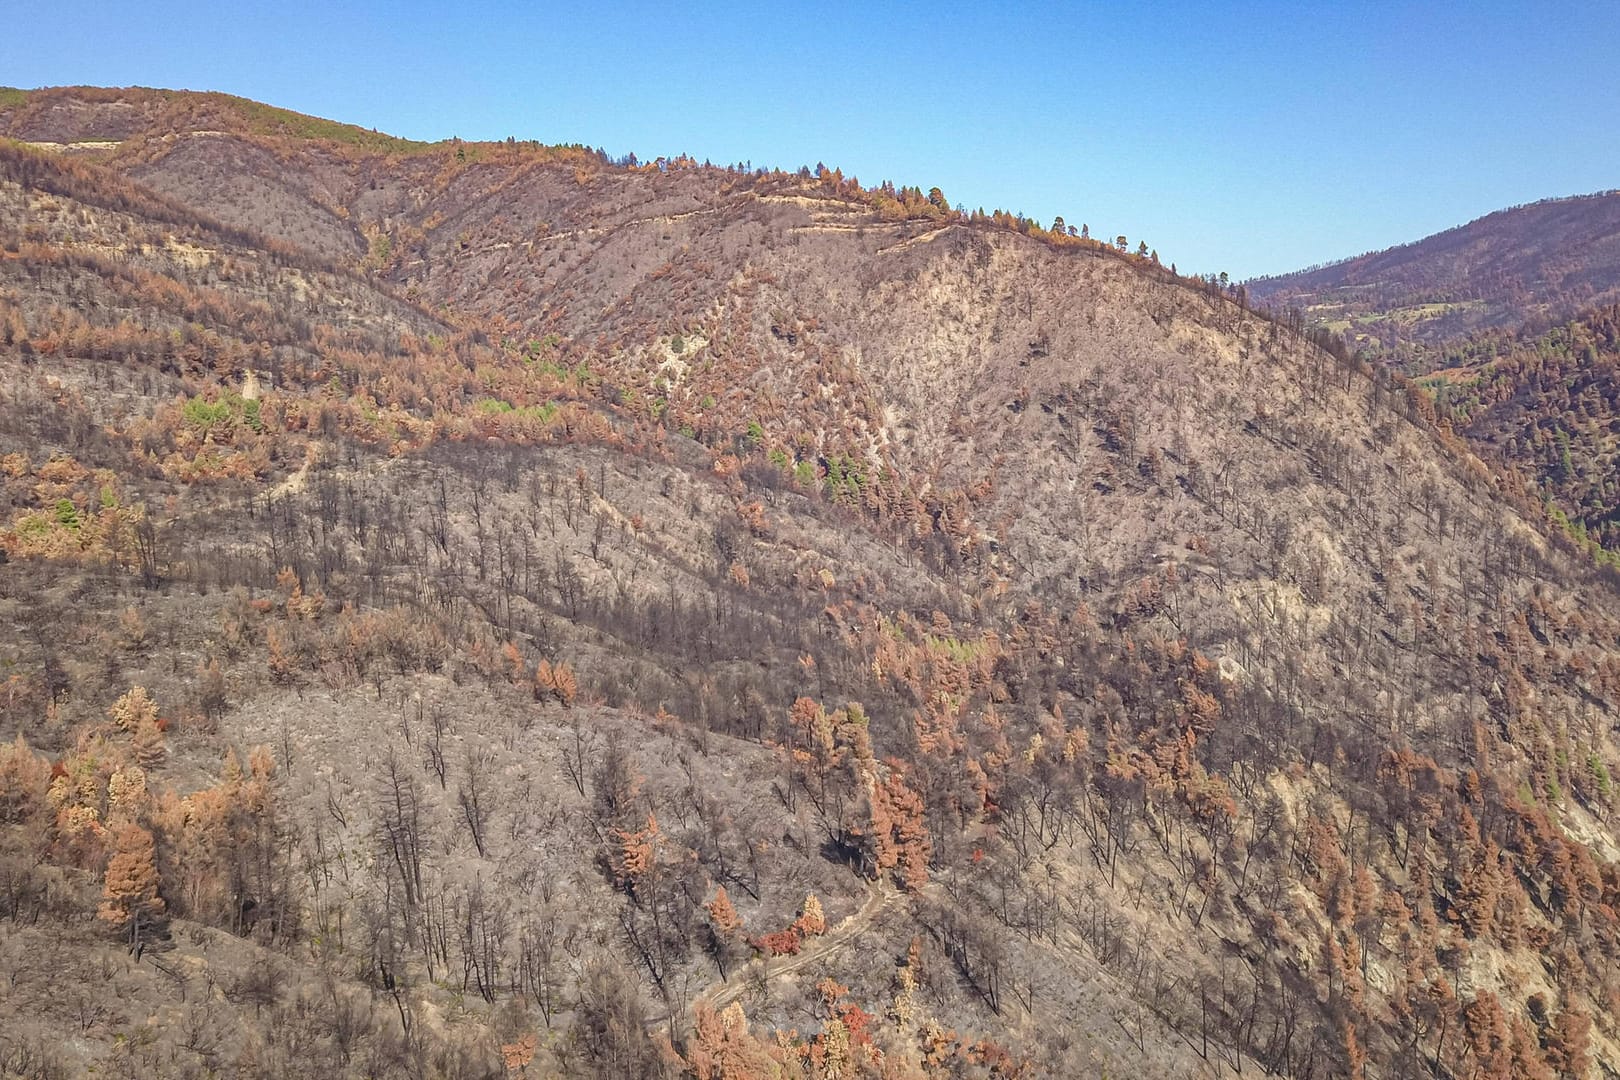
[1249, 191, 1620, 368]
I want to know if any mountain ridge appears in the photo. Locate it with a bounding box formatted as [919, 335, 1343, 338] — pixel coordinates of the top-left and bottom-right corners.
[1248, 189, 1620, 367]
[2, 87, 1620, 1079]
[1255, 191, 1620, 281]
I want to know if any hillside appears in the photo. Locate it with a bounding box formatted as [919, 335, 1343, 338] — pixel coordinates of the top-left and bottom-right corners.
[1247, 191, 1620, 369]
[1422, 304, 1620, 552]
[3, 87, 1620, 1080]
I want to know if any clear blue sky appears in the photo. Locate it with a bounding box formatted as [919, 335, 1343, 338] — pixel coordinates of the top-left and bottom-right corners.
[7, 1, 1618, 278]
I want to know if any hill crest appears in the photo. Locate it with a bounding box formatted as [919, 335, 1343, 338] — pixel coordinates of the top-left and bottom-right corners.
[1248, 189, 1620, 365]
[3, 87, 1620, 1079]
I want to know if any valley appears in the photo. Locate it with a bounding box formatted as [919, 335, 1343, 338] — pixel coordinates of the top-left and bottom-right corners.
[0, 87, 1618, 1079]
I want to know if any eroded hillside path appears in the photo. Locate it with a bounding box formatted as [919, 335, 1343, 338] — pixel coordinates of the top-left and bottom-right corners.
[651, 882, 896, 1031]
[424, 192, 937, 268]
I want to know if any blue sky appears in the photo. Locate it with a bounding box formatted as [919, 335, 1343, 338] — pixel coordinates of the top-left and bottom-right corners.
[6, 1, 1618, 278]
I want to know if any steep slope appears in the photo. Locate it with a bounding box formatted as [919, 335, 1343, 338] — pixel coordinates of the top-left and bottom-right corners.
[0, 131, 1230, 1079]
[1248, 191, 1620, 367]
[4, 89, 1620, 1080]
[1422, 304, 1620, 551]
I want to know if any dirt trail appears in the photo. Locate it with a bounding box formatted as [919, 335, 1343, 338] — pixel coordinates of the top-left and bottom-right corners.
[878, 226, 950, 254]
[451, 204, 733, 259]
[268, 450, 315, 499]
[435, 193, 897, 266]
[651, 883, 896, 1030]
[21, 140, 121, 153]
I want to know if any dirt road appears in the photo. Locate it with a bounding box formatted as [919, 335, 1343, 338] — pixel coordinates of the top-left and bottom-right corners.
[650, 883, 896, 1031]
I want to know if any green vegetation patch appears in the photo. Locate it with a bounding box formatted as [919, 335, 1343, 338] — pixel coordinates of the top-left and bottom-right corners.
[517, 334, 563, 360]
[1385, 300, 1486, 325]
[474, 397, 559, 423]
[1590, 754, 1612, 797]
[823, 453, 868, 501]
[183, 392, 262, 436]
[220, 94, 429, 155]
[923, 633, 985, 663]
